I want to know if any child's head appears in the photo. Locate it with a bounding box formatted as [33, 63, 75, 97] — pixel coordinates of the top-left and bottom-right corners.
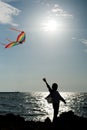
[52, 83, 58, 91]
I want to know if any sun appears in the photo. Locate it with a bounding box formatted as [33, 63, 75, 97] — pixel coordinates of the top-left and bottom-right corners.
[42, 19, 60, 32]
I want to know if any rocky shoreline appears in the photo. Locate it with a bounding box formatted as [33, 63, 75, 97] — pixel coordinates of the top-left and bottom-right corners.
[0, 111, 87, 130]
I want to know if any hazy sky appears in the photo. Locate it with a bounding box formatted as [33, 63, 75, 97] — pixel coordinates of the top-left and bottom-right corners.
[0, 0, 87, 92]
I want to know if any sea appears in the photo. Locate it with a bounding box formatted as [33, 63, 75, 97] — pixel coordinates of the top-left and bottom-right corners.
[0, 92, 87, 121]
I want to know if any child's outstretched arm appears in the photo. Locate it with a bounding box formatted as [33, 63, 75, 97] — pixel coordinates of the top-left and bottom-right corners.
[43, 78, 52, 92]
[59, 94, 66, 104]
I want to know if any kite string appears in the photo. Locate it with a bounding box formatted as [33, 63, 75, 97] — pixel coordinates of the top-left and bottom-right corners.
[6, 38, 12, 42]
[10, 28, 22, 32]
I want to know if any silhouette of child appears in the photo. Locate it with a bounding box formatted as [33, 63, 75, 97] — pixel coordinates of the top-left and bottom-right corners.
[43, 78, 66, 121]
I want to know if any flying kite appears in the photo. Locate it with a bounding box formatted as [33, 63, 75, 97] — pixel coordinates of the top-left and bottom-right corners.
[1, 28, 26, 48]
[11, 28, 26, 44]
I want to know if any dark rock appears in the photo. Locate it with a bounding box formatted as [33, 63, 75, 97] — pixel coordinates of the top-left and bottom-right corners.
[0, 111, 87, 130]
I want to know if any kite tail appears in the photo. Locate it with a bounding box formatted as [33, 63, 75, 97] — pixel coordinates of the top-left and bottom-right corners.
[10, 28, 22, 32]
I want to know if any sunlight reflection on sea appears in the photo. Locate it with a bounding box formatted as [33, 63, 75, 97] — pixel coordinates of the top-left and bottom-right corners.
[0, 92, 87, 121]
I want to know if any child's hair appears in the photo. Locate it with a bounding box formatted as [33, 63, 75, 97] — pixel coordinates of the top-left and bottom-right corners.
[52, 83, 58, 91]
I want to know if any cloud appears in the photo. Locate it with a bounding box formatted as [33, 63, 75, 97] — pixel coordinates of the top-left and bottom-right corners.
[51, 4, 73, 17]
[0, 0, 21, 26]
[35, 0, 73, 18]
[79, 39, 87, 53]
[80, 39, 87, 46]
[72, 37, 76, 40]
[1, 0, 19, 3]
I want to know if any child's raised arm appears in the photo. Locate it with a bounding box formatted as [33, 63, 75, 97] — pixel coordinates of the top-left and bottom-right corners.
[43, 78, 52, 92]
